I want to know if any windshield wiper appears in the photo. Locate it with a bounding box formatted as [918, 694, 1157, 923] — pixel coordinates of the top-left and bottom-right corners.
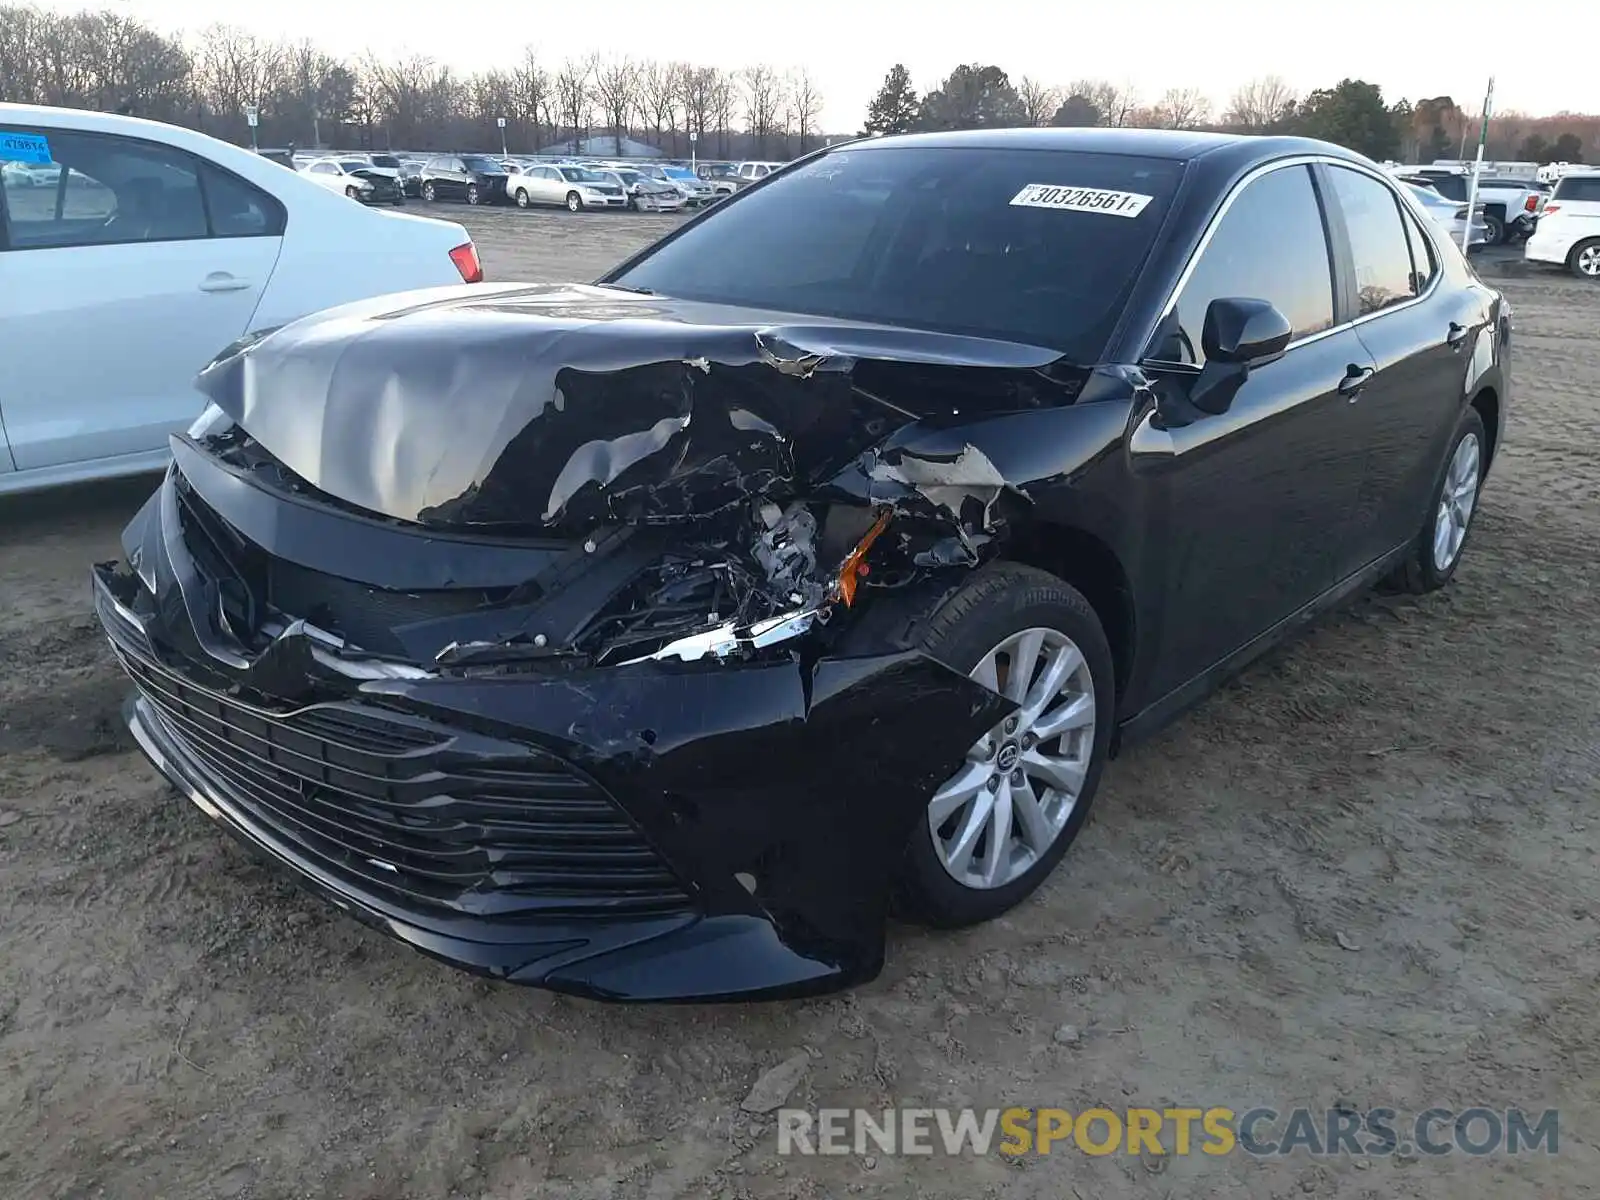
[595, 282, 654, 295]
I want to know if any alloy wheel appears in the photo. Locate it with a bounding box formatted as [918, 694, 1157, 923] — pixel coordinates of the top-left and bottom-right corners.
[466, 185, 480, 206]
[928, 627, 1097, 890]
[1432, 432, 1481, 571]
[1578, 243, 1600, 278]
[516, 189, 529, 208]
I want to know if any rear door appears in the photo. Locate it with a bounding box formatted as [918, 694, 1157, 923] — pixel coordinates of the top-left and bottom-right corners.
[1141, 162, 1375, 698]
[1322, 163, 1486, 570]
[0, 122, 284, 471]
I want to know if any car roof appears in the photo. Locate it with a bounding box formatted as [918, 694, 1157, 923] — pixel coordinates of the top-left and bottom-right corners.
[853, 126, 1367, 168]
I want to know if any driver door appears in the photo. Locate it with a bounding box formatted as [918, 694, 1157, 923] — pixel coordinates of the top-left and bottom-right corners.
[0, 122, 282, 471]
[1138, 162, 1374, 698]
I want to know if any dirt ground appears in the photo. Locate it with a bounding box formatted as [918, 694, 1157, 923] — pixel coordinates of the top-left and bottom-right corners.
[2, 207, 1597, 1200]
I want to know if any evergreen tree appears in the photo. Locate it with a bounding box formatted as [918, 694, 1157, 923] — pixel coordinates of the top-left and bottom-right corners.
[862, 64, 920, 136]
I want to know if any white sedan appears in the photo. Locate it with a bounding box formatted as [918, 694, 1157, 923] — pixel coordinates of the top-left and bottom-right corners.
[0, 103, 483, 496]
[1404, 183, 1489, 252]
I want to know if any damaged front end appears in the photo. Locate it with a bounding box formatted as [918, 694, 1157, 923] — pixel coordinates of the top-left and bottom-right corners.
[94, 284, 1112, 999]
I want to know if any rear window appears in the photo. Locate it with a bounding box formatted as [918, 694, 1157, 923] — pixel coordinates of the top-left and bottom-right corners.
[612, 146, 1184, 360]
[1553, 175, 1600, 203]
[463, 156, 503, 173]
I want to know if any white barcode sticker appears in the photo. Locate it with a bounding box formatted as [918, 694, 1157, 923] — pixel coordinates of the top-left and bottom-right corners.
[1009, 184, 1153, 218]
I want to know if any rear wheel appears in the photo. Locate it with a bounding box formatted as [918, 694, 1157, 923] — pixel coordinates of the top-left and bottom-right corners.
[1385, 406, 1486, 594]
[515, 188, 530, 208]
[566, 191, 584, 213]
[344, 185, 360, 200]
[1483, 211, 1506, 246]
[466, 184, 480, 206]
[893, 563, 1115, 927]
[1569, 238, 1600, 280]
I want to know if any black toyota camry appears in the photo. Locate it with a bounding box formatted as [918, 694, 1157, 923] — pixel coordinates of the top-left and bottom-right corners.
[94, 128, 1509, 1001]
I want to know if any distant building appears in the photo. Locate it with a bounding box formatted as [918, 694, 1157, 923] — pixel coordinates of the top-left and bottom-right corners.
[541, 135, 666, 159]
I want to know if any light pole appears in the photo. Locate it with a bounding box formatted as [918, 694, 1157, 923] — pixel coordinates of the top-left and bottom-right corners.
[497, 116, 508, 158]
[689, 129, 697, 171]
[312, 108, 322, 150]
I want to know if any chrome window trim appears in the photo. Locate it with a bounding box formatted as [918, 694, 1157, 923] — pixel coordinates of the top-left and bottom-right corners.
[1143, 154, 1442, 365]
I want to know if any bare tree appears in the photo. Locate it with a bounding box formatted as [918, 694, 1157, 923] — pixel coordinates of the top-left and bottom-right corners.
[638, 60, 682, 154]
[710, 69, 736, 158]
[1067, 79, 1138, 127]
[740, 64, 781, 157]
[591, 56, 640, 155]
[194, 25, 283, 136]
[1017, 76, 1058, 127]
[554, 54, 595, 148]
[1152, 86, 1212, 129]
[788, 67, 824, 153]
[511, 48, 551, 149]
[1222, 75, 1297, 130]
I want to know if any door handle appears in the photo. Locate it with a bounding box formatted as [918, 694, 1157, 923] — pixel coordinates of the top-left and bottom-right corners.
[1338, 365, 1375, 399]
[199, 273, 250, 293]
[1447, 322, 1469, 349]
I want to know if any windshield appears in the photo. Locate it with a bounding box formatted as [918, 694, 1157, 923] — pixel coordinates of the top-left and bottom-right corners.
[339, 161, 371, 174]
[614, 170, 642, 185]
[663, 167, 697, 180]
[369, 156, 400, 168]
[612, 146, 1184, 359]
[560, 168, 606, 183]
[463, 156, 504, 173]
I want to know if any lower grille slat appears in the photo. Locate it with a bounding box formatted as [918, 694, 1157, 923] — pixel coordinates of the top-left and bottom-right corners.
[111, 642, 693, 918]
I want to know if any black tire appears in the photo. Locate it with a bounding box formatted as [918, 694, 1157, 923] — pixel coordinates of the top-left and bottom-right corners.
[344, 185, 360, 200]
[515, 188, 530, 208]
[1483, 212, 1505, 246]
[1568, 237, 1600, 281]
[1385, 406, 1487, 594]
[422, 181, 436, 202]
[565, 190, 583, 213]
[888, 562, 1116, 928]
[466, 184, 480, 206]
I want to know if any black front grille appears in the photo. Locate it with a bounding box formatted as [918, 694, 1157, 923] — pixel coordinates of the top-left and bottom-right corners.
[265, 557, 490, 656]
[112, 641, 691, 919]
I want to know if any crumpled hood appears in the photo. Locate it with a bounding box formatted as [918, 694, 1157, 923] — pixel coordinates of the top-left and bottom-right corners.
[194, 283, 1071, 532]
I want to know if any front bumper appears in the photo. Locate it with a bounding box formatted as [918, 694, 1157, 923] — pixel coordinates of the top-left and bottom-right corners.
[93, 452, 1010, 1000]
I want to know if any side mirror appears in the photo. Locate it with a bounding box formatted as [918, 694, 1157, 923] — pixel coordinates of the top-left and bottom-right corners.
[1189, 297, 1294, 416]
[1201, 296, 1293, 366]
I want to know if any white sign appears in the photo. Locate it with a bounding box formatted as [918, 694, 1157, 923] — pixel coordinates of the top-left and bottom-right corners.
[1009, 183, 1152, 218]
[496, 117, 506, 129]
[689, 131, 698, 143]
[243, 104, 259, 128]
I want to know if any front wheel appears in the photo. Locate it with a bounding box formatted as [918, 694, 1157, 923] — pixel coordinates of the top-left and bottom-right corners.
[1385, 406, 1486, 594]
[422, 181, 436, 202]
[515, 188, 530, 208]
[344, 185, 360, 200]
[1569, 238, 1600, 280]
[565, 191, 583, 213]
[466, 184, 480, 206]
[896, 563, 1115, 927]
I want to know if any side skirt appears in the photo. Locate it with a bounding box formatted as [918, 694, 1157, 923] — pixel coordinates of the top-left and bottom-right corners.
[1113, 540, 1414, 753]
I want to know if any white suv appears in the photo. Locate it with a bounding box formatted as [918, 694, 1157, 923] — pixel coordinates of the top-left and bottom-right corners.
[1525, 170, 1600, 279]
[0, 104, 484, 496]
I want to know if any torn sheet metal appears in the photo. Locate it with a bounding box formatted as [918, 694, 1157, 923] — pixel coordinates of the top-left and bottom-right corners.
[194, 283, 1073, 534]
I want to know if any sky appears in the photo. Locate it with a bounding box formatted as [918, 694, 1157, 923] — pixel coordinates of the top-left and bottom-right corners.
[55, 0, 1596, 129]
